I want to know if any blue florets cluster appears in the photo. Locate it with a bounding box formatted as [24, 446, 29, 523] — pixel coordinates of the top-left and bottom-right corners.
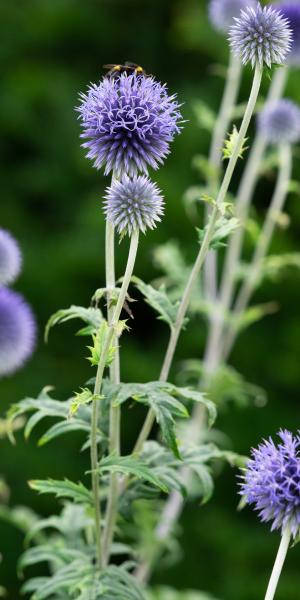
[0, 229, 36, 377]
[229, 2, 292, 67]
[241, 430, 300, 537]
[258, 98, 300, 144]
[276, 1, 300, 66]
[77, 73, 182, 178]
[78, 72, 182, 235]
[209, 0, 255, 32]
[104, 175, 164, 236]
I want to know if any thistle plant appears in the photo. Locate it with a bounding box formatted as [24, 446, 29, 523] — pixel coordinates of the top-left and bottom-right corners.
[2, 1, 300, 598]
[241, 431, 300, 600]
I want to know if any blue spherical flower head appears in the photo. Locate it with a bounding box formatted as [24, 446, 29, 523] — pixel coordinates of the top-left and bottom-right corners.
[0, 229, 22, 286]
[209, 0, 256, 32]
[77, 73, 182, 178]
[258, 98, 300, 144]
[276, 1, 300, 66]
[241, 430, 300, 538]
[0, 288, 37, 377]
[229, 2, 292, 67]
[104, 175, 164, 236]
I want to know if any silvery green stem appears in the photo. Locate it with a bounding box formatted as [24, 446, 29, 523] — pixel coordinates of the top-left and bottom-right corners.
[204, 66, 289, 375]
[90, 228, 139, 569]
[264, 528, 290, 600]
[222, 142, 292, 359]
[133, 63, 263, 457]
[102, 220, 121, 566]
[205, 53, 242, 301]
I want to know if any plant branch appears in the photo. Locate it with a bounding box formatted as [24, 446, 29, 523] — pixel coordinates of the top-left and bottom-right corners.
[133, 62, 263, 454]
[90, 228, 139, 569]
[264, 528, 290, 600]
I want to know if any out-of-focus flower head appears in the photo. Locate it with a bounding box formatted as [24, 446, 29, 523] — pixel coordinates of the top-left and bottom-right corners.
[258, 98, 300, 143]
[209, 0, 256, 32]
[104, 174, 164, 236]
[77, 73, 182, 178]
[240, 430, 300, 537]
[0, 288, 36, 377]
[275, 1, 300, 66]
[229, 2, 292, 67]
[0, 229, 22, 286]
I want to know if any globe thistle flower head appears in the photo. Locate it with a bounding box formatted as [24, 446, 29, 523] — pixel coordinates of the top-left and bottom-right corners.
[241, 430, 300, 538]
[229, 3, 292, 68]
[276, 1, 300, 65]
[77, 73, 182, 178]
[104, 175, 164, 236]
[209, 0, 256, 33]
[0, 229, 22, 286]
[0, 288, 36, 377]
[258, 98, 300, 144]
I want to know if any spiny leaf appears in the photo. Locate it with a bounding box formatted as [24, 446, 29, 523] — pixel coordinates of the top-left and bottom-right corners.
[45, 305, 103, 342]
[28, 479, 93, 505]
[96, 454, 168, 492]
[132, 276, 187, 331]
[69, 388, 102, 416]
[222, 126, 248, 160]
[87, 320, 115, 367]
[197, 216, 240, 251]
[113, 382, 216, 457]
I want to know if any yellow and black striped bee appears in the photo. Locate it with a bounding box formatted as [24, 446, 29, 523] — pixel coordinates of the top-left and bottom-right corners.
[103, 61, 147, 78]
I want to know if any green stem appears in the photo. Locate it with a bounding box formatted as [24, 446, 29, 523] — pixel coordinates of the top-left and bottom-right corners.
[204, 66, 289, 375]
[133, 63, 263, 455]
[264, 528, 290, 600]
[90, 228, 139, 569]
[205, 53, 242, 301]
[102, 220, 121, 566]
[222, 142, 292, 359]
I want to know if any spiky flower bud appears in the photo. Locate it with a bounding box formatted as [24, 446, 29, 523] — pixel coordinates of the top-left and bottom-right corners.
[276, 1, 300, 66]
[0, 229, 22, 286]
[77, 73, 182, 178]
[0, 288, 36, 377]
[240, 430, 300, 538]
[258, 98, 300, 144]
[209, 0, 255, 32]
[104, 175, 164, 236]
[229, 3, 292, 68]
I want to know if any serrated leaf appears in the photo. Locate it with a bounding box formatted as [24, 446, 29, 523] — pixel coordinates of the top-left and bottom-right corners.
[87, 320, 116, 367]
[197, 216, 240, 251]
[28, 479, 92, 505]
[70, 388, 102, 416]
[6, 387, 100, 447]
[45, 305, 103, 342]
[113, 382, 216, 458]
[223, 125, 248, 161]
[132, 277, 187, 331]
[96, 454, 168, 492]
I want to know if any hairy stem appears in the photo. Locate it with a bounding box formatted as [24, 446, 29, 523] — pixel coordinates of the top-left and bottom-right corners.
[264, 528, 290, 600]
[205, 53, 242, 301]
[222, 142, 292, 359]
[102, 220, 121, 566]
[90, 228, 139, 569]
[133, 62, 263, 453]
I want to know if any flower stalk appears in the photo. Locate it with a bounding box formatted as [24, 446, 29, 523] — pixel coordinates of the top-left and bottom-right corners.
[90, 228, 139, 569]
[264, 528, 290, 600]
[133, 62, 263, 454]
[102, 219, 121, 566]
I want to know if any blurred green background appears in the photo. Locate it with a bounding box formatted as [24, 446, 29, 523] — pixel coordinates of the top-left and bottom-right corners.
[1, 0, 300, 598]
